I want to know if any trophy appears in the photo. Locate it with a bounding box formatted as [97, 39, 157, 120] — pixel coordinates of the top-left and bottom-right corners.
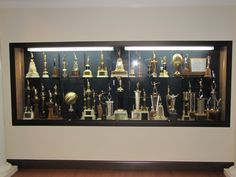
[148, 51, 158, 78]
[114, 78, 128, 120]
[159, 56, 169, 77]
[129, 63, 136, 77]
[42, 53, 49, 78]
[166, 86, 179, 120]
[106, 84, 114, 120]
[137, 52, 143, 78]
[53, 84, 62, 119]
[111, 50, 128, 77]
[26, 52, 40, 78]
[206, 75, 221, 120]
[172, 53, 183, 77]
[83, 56, 93, 78]
[40, 83, 46, 119]
[204, 54, 212, 77]
[71, 52, 80, 77]
[182, 54, 190, 75]
[97, 52, 108, 77]
[47, 90, 54, 120]
[81, 79, 96, 120]
[64, 92, 78, 112]
[131, 82, 149, 120]
[32, 86, 39, 119]
[97, 91, 104, 120]
[195, 78, 207, 119]
[23, 80, 34, 120]
[62, 56, 68, 78]
[52, 57, 60, 77]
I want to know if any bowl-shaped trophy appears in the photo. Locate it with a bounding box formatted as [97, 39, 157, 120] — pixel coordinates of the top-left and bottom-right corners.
[64, 92, 78, 112]
[172, 53, 183, 77]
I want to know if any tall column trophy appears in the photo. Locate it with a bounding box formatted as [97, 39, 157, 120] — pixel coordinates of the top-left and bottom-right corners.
[159, 56, 169, 77]
[206, 75, 221, 120]
[106, 84, 114, 120]
[42, 53, 49, 78]
[182, 54, 190, 75]
[204, 54, 212, 77]
[52, 57, 60, 77]
[166, 86, 179, 120]
[62, 55, 68, 78]
[97, 91, 104, 120]
[114, 78, 128, 120]
[81, 79, 96, 120]
[71, 52, 80, 77]
[23, 80, 34, 120]
[137, 52, 143, 78]
[32, 86, 39, 119]
[111, 50, 128, 77]
[148, 51, 158, 78]
[195, 78, 207, 119]
[172, 53, 183, 77]
[64, 91, 78, 119]
[131, 82, 149, 120]
[83, 56, 93, 78]
[97, 51, 108, 77]
[26, 52, 40, 78]
[149, 82, 166, 120]
[53, 84, 62, 119]
[47, 90, 55, 120]
[40, 83, 46, 119]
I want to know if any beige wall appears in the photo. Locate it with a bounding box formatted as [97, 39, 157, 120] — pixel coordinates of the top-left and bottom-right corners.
[0, 6, 235, 161]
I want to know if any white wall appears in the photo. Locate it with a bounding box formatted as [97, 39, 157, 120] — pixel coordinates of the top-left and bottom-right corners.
[0, 6, 235, 161]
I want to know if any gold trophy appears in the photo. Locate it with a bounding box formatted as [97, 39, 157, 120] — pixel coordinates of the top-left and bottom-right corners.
[111, 50, 128, 77]
[32, 86, 39, 119]
[97, 52, 108, 77]
[166, 86, 179, 120]
[172, 53, 183, 77]
[182, 54, 190, 75]
[149, 51, 158, 78]
[42, 53, 49, 78]
[64, 91, 78, 112]
[23, 80, 34, 120]
[97, 91, 104, 120]
[206, 75, 221, 120]
[62, 56, 68, 78]
[53, 84, 62, 119]
[129, 63, 136, 77]
[114, 78, 128, 120]
[40, 83, 46, 119]
[47, 90, 54, 120]
[204, 54, 212, 77]
[71, 52, 80, 77]
[195, 78, 207, 119]
[159, 56, 169, 77]
[81, 79, 96, 120]
[26, 52, 40, 78]
[83, 56, 93, 78]
[137, 52, 143, 78]
[52, 58, 60, 78]
[106, 85, 114, 120]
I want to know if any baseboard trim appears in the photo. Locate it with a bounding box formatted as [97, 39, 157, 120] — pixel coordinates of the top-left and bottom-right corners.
[7, 159, 233, 171]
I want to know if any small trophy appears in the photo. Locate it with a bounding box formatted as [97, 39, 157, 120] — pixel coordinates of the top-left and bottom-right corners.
[42, 53, 49, 78]
[40, 83, 46, 119]
[64, 92, 78, 112]
[182, 54, 190, 75]
[26, 52, 40, 78]
[195, 78, 207, 119]
[206, 75, 221, 120]
[97, 52, 108, 77]
[52, 57, 60, 78]
[62, 56, 68, 78]
[71, 52, 80, 77]
[47, 90, 55, 120]
[83, 56, 93, 78]
[106, 84, 114, 120]
[111, 50, 128, 77]
[149, 51, 158, 78]
[159, 56, 169, 77]
[204, 54, 212, 77]
[172, 53, 183, 77]
[81, 79, 96, 120]
[23, 80, 34, 120]
[166, 86, 179, 120]
[32, 86, 39, 119]
[129, 63, 136, 77]
[114, 78, 128, 120]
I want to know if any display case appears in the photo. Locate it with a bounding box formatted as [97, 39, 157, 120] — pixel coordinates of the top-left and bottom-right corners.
[10, 41, 232, 126]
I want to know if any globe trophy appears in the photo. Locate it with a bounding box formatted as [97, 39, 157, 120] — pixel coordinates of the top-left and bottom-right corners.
[26, 52, 40, 78]
[172, 53, 183, 77]
[64, 91, 78, 119]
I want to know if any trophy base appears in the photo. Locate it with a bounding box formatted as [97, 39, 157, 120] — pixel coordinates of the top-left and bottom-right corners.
[194, 113, 207, 120]
[81, 109, 96, 120]
[23, 111, 34, 120]
[182, 115, 190, 120]
[204, 68, 212, 78]
[114, 109, 128, 120]
[26, 72, 40, 78]
[168, 111, 178, 121]
[83, 70, 93, 78]
[97, 70, 108, 77]
[111, 71, 128, 78]
[71, 70, 80, 77]
[131, 110, 149, 120]
[207, 110, 220, 120]
[151, 73, 157, 78]
[159, 71, 169, 78]
[106, 115, 115, 120]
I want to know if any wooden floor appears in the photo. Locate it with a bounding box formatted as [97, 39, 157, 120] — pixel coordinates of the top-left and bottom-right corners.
[12, 169, 225, 177]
